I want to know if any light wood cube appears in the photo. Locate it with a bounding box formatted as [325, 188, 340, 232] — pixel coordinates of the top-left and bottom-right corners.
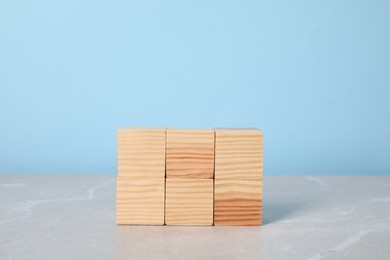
[215, 128, 263, 180]
[214, 179, 262, 226]
[116, 177, 165, 225]
[166, 128, 214, 179]
[165, 179, 213, 225]
[118, 127, 166, 178]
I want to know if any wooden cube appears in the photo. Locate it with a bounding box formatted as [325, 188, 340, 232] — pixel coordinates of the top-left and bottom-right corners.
[166, 128, 214, 179]
[215, 128, 263, 180]
[214, 179, 262, 226]
[165, 179, 213, 225]
[118, 127, 166, 178]
[116, 177, 165, 225]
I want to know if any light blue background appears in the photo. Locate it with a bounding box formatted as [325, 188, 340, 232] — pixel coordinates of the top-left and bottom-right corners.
[1, 1, 389, 175]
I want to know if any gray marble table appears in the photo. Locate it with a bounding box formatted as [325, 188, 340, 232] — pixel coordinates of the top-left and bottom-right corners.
[1, 175, 389, 260]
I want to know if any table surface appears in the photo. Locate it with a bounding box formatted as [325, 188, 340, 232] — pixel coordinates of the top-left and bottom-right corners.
[1, 175, 389, 260]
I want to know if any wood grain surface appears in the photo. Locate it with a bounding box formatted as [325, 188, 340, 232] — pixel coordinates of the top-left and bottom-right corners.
[165, 179, 213, 225]
[214, 179, 262, 226]
[166, 128, 214, 179]
[215, 128, 263, 180]
[118, 127, 166, 178]
[116, 177, 165, 225]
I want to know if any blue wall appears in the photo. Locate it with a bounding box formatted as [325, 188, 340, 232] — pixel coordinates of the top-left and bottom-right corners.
[1, 1, 389, 175]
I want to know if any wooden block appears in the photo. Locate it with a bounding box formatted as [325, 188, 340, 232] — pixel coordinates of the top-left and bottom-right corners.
[215, 128, 263, 180]
[214, 179, 262, 226]
[116, 177, 165, 225]
[165, 179, 213, 225]
[166, 128, 214, 179]
[118, 127, 166, 178]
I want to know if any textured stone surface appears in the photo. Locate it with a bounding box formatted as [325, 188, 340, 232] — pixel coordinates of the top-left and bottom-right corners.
[1, 175, 389, 259]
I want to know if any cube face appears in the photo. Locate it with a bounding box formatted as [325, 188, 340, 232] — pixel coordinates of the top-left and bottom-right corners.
[215, 128, 263, 180]
[166, 129, 214, 179]
[214, 179, 262, 226]
[165, 179, 213, 225]
[118, 127, 166, 178]
[116, 177, 165, 225]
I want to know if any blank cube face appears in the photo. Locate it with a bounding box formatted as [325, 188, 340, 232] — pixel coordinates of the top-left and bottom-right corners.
[214, 179, 262, 226]
[116, 178, 165, 225]
[215, 128, 263, 180]
[118, 128, 166, 178]
[165, 179, 213, 225]
[166, 129, 214, 179]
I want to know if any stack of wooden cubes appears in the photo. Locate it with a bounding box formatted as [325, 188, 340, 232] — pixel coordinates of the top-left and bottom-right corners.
[116, 127, 263, 226]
